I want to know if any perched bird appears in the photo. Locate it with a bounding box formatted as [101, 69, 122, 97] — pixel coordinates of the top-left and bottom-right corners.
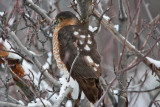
[52, 11, 103, 104]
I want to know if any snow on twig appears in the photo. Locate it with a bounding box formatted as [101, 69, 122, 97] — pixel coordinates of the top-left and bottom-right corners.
[146, 57, 160, 68]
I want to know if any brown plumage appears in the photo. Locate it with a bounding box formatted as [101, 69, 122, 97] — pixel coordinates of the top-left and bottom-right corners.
[0, 43, 9, 57]
[53, 11, 103, 104]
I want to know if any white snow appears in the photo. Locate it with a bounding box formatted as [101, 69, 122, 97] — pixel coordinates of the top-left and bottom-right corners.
[58, 70, 85, 100]
[87, 40, 92, 44]
[0, 38, 21, 59]
[28, 0, 33, 2]
[8, 17, 15, 26]
[113, 90, 118, 103]
[122, 36, 136, 49]
[65, 100, 72, 107]
[47, 52, 52, 64]
[18, 100, 25, 105]
[146, 57, 160, 68]
[25, 13, 30, 17]
[49, 33, 53, 37]
[95, 63, 99, 67]
[93, 67, 97, 71]
[22, 60, 52, 91]
[43, 62, 49, 69]
[58, 74, 79, 99]
[89, 26, 98, 32]
[74, 0, 77, 4]
[27, 98, 52, 106]
[79, 40, 84, 45]
[42, 52, 52, 69]
[80, 35, 86, 38]
[103, 15, 110, 21]
[74, 31, 79, 35]
[0, 12, 4, 16]
[47, 93, 58, 103]
[47, 31, 49, 35]
[114, 25, 119, 31]
[29, 50, 36, 55]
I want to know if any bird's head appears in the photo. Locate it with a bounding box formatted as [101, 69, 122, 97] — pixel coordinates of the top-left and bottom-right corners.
[54, 11, 79, 29]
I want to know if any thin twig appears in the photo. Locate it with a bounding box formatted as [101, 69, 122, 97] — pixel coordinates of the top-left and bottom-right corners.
[67, 48, 80, 82]
[95, 77, 117, 107]
[125, 85, 160, 93]
[143, 0, 160, 34]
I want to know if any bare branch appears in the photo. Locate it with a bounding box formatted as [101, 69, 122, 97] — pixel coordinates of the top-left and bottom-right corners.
[125, 85, 160, 93]
[143, 0, 160, 34]
[96, 77, 117, 107]
[148, 90, 160, 107]
[76, 0, 92, 26]
[94, 9, 160, 79]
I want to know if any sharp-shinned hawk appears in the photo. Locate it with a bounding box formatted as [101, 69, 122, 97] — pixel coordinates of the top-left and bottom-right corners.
[53, 11, 103, 103]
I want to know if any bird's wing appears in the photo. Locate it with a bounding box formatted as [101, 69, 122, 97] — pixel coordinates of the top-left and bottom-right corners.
[58, 25, 101, 79]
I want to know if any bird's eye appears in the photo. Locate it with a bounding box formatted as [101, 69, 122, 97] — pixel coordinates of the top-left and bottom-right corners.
[54, 20, 59, 25]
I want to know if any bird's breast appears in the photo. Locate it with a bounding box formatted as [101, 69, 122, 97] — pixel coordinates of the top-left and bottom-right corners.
[52, 34, 68, 74]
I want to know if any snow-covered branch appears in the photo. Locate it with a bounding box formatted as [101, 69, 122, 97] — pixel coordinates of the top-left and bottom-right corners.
[0, 101, 26, 107]
[53, 87, 73, 107]
[24, 0, 52, 23]
[6, 27, 61, 88]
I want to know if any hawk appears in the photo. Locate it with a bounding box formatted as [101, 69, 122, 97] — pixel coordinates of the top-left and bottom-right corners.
[53, 11, 103, 103]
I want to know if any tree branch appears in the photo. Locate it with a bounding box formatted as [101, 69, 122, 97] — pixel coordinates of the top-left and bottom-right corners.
[0, 101, 26, 107]
[76, 0, 92, 27]
[24, 0, 52, 23]
[148, 90, 160, 107]
[6, 27, 61, 88]
[94, 9, 160, 79]
[53, 87, 73, 107]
